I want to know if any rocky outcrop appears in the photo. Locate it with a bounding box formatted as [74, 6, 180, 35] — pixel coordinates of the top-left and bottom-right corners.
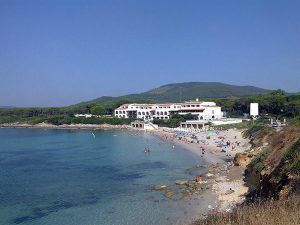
[234, 152, 254, 168]
[245, 124, 300, 200]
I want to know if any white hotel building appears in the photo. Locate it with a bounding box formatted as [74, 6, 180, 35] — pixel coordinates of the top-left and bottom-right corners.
[114, 101, 223, 121]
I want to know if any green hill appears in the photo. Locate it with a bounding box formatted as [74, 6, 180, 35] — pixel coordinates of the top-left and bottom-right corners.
[82, 82, 271, 104]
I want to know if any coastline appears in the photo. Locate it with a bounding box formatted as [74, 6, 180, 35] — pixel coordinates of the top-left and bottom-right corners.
[2, 122, 251, 221]
[151, 128, 251, 215]
[0, 122, 132, 130]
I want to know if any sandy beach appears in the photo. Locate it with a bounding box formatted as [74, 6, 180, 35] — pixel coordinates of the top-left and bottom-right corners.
[151, 127, 251, 214]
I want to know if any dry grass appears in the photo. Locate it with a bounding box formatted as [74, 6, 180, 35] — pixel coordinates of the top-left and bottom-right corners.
[191, 196, 300, 225]
[266, 127, 300, 169]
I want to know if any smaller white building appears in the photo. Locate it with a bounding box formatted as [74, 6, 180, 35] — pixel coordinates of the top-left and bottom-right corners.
[250, 103, 259, 117]
[74, 114, 93, 118]
[131, 120, 159, 130]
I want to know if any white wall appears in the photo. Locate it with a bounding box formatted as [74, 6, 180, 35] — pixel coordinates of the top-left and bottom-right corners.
[250, 103, 259, 116]
[211, 118, 244, 126]
[114, 102, 224, 121]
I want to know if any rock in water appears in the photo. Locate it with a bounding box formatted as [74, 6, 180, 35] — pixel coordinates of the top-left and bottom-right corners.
[164, 190, 175, 199]
[175, 180, 188, 185]
[153, 184, 167, 190]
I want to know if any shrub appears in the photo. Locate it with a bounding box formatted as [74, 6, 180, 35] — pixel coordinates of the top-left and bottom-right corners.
[254, 162, 265, 172]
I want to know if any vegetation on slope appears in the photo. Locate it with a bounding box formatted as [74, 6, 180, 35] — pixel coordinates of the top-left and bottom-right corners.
[193, 117, 300, 225]
[281, 139, 300, 176]
[0, 100, 140, 125]
[192, 196, 300, 225]
[212, 90, 300, 118]
[1, 90, 299, 125]
[82, 82, 271, 104]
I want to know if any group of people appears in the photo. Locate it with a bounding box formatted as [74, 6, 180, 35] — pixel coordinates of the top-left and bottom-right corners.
[200, 146, 205, 157]
[144, 147, 151, 153]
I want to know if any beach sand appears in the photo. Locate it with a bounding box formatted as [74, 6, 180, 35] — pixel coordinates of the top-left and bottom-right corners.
[151, 128, 251, 215]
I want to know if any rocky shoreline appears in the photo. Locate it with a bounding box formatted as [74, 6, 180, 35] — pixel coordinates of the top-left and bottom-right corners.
[150, 128, 251, 216]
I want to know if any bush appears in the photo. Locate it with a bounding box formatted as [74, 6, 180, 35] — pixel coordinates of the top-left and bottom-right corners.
[281, 139, 300, 175]
[254, 162, 265, 172]
[153, 113, 198, 128]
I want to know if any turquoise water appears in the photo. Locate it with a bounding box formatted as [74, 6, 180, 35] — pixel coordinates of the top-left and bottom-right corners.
[0, 128, 208, 225]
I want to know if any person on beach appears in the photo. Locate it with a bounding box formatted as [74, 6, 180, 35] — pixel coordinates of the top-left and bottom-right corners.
[201, 149, 205, 157]
[195, 175, 203, 183]
[224, 188, 235, 195]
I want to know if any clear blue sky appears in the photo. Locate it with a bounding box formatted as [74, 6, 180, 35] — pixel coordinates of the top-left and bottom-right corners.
[1, 0, 299, 107]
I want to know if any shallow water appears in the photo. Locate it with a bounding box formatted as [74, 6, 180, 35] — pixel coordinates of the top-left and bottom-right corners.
[0, 128, 210, 225]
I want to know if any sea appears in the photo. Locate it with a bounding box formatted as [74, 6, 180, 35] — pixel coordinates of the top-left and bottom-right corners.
[0, 128, 211, 225]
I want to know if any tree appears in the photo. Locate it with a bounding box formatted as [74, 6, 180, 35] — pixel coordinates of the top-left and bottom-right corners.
[91, 105, 107, 115]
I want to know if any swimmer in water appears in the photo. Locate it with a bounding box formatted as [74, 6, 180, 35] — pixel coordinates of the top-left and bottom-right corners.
[144, 147, 151, 153]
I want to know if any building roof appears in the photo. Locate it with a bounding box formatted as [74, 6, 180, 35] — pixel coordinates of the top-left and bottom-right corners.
[200, 105, 220, 108]
[157, 103, 175, 106]
[131, 104, 154, 107]
[182, 101, 203, 104]
[179, 108, 205, 111]
[115, 101, 220, 109]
